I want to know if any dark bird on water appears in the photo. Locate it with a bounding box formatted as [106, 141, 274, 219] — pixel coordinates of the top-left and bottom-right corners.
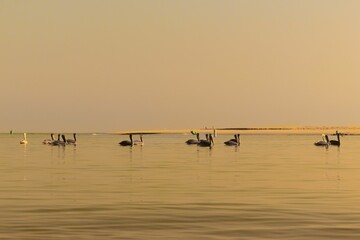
[51, 134, 66, 146]
[224, 134, 240, 146]
[329, 131, 341, 146]
[198, 134, 214, 147]
[119, 134, 133, 146]
[186, 133, 200, 145]
[66, 133, 77, 145]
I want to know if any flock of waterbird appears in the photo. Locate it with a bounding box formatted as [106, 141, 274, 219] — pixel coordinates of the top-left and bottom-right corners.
[119, 131, 342, 148]
[118, 133, 240, 148]
[18, 130, 341, 148]
[314, 131, 341, 146]
[20, 133, 77, 145]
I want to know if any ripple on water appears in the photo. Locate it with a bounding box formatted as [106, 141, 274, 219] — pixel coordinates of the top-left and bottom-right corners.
[1, 134, 360, 239]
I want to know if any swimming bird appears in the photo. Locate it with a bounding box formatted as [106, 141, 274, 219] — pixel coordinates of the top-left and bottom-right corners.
[229, 134, 237, 142]
[199, 134, 210, 144]
[51, 134, 66, 146]
[20, 133, 28, 144]
[186, 133, 200, 145]
[231, 134, 240, 144]
[236, 134, 241, 145]
[66, 133, 77, 145]
[50, 134, 61, 145]
[224, 134, 240, 146]
[134, 135, 144, 146]
[119, 134, 133, 146]
[314, 134, 329, 146]
[329, 131, 341, 146]
[198, 134, 214, 147]
[60, 134, 67, 146]
[43, 133, 55, 144]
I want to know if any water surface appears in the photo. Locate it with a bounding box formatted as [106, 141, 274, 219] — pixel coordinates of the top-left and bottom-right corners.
[1, 133, 360, 239]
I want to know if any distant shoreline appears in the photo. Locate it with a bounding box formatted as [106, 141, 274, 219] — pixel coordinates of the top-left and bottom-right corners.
[112, 126, 360, 135]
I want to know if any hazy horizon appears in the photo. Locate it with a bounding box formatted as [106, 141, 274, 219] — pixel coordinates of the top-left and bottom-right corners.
[1, 0, 360, 133]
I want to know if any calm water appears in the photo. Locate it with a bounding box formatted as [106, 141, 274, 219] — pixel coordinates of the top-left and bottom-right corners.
[1, 133, 360, 239]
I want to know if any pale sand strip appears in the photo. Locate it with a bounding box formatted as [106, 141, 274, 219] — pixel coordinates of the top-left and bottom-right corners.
[113, 126, 360, 135]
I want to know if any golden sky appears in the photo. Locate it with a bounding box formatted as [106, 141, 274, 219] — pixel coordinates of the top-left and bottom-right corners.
[1, 0, 360, 132]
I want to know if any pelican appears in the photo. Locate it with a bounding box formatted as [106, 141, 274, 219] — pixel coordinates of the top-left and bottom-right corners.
[119, 134, 133, 146]
[66, 133, 77, 145]
[134, 135, 144, 146]
[314, 134, 329, 146]
[198, 134, 214, 147]
[43, 133, 55, 144]
[51, 134, 61, 145]
[229, 134, 237, 142]
[51, 134, 66, 146]
[199, 134, 210, 144]
[329, 131, 341, 146]
[20, 133, 28, 144]
[60, 134, 67, 146]
[224, 134, 240, 146]
[186, 133, 200, 145]
[236, 134, 241, 145]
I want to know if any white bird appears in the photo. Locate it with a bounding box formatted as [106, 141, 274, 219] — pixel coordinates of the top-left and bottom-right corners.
[314, 134, 329, 146]
[20, 133, 28, 144]
[43, 133, 55, 144]
[329, 131, 341, 146]
[134, 135, 144, 146]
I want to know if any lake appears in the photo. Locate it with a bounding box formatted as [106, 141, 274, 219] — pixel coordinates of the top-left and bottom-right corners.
[1, 133, 360, 239]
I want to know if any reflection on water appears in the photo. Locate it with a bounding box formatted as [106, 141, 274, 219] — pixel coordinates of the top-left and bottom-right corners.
[1, 133, 360, 239]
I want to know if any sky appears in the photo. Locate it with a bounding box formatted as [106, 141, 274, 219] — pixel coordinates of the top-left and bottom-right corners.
[1, 0, 360, 132]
